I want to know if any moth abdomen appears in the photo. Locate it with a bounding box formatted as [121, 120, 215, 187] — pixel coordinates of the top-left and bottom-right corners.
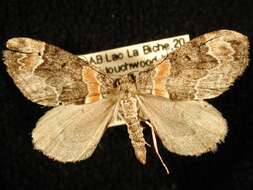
[119, 95, 147, 165]
[127, 121, 147, 165]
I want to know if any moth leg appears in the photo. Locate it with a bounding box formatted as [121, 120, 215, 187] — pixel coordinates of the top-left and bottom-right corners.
[108, 103, 126, 127]
[145, 120, 170, 175]
[145, 141, 151, 147]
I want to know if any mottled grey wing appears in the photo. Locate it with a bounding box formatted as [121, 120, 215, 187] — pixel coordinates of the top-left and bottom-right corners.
[138, 95, 227, 156]
[32, 98, 115, 162]
[3, 38, 113, 106]
[137, 30, 249, 100]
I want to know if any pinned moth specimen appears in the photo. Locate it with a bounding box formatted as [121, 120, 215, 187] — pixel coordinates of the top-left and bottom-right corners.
[3, 30, 249, 174]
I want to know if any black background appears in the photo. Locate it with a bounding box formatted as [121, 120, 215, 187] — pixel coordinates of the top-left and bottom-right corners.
[0, 0, 252, 190]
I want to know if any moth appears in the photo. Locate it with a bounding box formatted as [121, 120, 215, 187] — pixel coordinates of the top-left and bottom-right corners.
[3, 30, 249, 174]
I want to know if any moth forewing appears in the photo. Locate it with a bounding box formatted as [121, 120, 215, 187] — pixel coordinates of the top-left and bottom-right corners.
[138, 30, 249, 101]
[32, 98, 115, 162]
[3, 37, 106, 106]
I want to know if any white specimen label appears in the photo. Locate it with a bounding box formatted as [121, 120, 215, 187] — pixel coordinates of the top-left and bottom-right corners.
[79, 34, 190, 76]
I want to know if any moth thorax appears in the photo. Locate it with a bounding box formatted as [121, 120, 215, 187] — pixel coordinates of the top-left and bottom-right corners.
[114, 73, 137, 94]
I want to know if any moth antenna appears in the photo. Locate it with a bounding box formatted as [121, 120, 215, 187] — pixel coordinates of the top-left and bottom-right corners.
[87, 63, 110, 77]
[79, 56, 111, 78]
[78, 55, 89, 63]
[145, 121, 170, 175]
[152, 50, 169, 68]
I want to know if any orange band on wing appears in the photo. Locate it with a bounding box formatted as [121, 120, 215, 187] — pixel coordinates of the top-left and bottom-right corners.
[152, 62, 171, 98]
[82, 66, 102, 103]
